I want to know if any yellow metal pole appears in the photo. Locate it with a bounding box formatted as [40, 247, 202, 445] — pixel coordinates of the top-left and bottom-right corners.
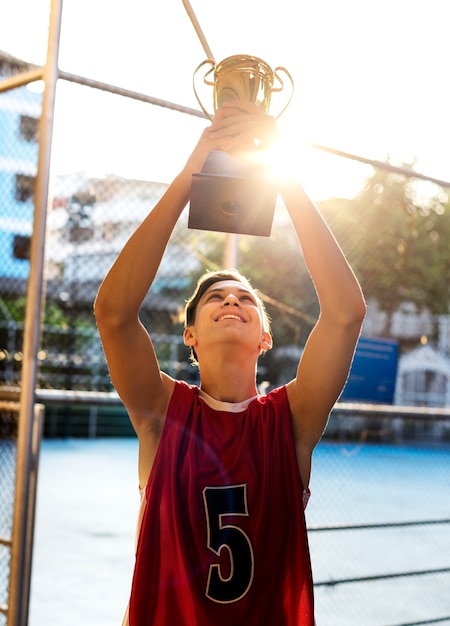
[181, 0, 215, 60]
[0, 70, 43, 93]
[8, 0, 63, 623]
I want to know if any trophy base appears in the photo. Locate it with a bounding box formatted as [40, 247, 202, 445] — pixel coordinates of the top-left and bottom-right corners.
[188, 151, 277, 237]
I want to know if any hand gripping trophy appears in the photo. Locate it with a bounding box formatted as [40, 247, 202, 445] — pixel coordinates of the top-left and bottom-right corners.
[183, 1, 294, 237]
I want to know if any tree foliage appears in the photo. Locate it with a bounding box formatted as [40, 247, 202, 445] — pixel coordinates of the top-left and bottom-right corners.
[216, 166, 450, 351]
[319, 167, 450, 315]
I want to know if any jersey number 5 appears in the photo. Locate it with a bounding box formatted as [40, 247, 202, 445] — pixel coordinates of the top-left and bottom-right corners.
[202, 484, 255, 604]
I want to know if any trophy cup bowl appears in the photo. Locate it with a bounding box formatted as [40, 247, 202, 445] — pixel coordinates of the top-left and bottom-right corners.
[188, 55, 294, 237]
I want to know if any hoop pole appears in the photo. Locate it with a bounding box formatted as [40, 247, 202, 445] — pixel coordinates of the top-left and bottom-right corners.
[182, 0, 215, 60]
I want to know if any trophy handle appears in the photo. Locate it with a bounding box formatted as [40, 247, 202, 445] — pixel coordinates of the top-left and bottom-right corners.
[271, 66, 294, 119]
[193, 58, 216, 121]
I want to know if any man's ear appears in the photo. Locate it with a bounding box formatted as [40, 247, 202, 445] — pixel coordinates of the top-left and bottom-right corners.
[260, 331, 273, 351]
[183, 326, 197, 347]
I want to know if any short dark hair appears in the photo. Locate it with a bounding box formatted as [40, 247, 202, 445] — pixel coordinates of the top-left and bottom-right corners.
[184, 269, 271, 365]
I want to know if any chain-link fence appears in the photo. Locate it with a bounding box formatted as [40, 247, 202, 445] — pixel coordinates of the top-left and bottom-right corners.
[0, 404, 19, 626]
[0, 401, 42, 626]
[1, 31, 450, 626]
[1, 52, 450, 405]
[308, 432, 450, 626]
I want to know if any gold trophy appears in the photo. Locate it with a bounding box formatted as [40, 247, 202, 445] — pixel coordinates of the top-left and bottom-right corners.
[188, 54, 294, 236]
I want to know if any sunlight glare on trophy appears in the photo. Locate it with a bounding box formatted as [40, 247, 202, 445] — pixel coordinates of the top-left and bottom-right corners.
[190, 54, 296, 236]
[262, 131, 308, 183]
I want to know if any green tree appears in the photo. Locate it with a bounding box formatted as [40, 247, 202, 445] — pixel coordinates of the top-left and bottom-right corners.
[164, 166, 449, 355]
[320, 166, 450, 315]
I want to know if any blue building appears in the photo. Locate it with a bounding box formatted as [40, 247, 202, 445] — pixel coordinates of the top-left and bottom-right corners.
[0, 51, 42, 288]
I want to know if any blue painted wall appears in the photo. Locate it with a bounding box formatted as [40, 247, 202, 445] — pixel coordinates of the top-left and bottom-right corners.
[340, 337, 399, 404]
[0, 83, 41, 280]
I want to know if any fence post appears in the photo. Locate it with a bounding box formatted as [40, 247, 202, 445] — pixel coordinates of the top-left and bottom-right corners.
[7, 0, 63, 623]
[0, 403, 43, 626]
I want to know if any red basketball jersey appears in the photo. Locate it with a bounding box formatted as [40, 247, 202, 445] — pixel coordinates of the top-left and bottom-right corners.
[129, 381, 314, 625]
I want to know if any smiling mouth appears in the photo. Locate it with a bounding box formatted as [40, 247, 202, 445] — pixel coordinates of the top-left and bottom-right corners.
[216, 314, 244, 322]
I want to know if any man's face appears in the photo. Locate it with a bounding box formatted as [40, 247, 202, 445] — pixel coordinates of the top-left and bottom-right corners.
[184, 280, 272, 358]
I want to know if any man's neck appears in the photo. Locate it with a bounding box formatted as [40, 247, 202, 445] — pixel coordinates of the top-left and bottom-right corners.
[198, 357, 258, 403]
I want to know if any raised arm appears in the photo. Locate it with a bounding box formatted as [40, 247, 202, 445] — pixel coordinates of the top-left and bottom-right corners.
[93, 126, 217, 437]
[93, 106, 274, 439]
[207, 101, 366, 485]
[281, 180, 366, 479]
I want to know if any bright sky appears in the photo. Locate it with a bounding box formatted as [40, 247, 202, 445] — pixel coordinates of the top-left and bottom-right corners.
[1, 0, 449, 200]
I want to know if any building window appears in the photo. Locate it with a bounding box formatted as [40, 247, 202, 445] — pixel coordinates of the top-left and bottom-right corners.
[15, 174, 35, 202]
[13, 235, 31, 260]
[19, 115, 39, 142]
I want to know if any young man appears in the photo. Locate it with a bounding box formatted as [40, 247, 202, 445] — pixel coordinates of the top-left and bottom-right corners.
[94, 101, 366, 625]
